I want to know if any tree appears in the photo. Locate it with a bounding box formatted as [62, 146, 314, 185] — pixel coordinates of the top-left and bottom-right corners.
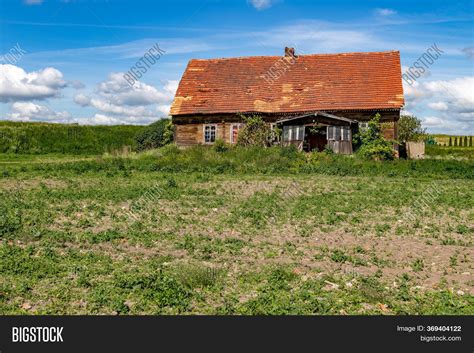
[464, 136, 468, 147]
[398, 114, 426, 143]
[454, 137, 458, 147]
[237, 115, 272, 147]
[357, 113, 395, 160]
[470, 136, 473, 147]
[448, 137, 452, 146]
[135, 118, 174, 151]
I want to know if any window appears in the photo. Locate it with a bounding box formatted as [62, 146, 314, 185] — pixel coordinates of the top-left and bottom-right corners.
[359, 122, 369, 132]
[204, 125, 217, 143]
[282, 125, 304, 142]
[341, 126, 350, 141]
[328, 126, 339, 140]
[230, 124, 242, 144]
[328, 126, 351, 141]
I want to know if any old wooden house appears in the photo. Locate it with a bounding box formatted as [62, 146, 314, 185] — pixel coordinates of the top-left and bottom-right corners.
[170, 48, 404, 153]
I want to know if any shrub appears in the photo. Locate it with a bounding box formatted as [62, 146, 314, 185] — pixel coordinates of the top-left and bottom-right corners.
[398, 115, 426, 143]
[356, 114, 395, 161]
[135, 119, 173, 152]
[237, 115, 271, 147]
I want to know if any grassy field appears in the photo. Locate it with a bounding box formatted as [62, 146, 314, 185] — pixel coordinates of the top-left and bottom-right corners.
[426, 145, 474, 160]
[0, 147, 473, 315]
[0, 121, 144, 155]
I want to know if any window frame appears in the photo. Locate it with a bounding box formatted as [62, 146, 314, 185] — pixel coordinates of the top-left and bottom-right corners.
[327, 126, 351, 141]
[358, 122, 369, 132]
[230, 123, 243, 144]
[203, 124, 218, 144]
[283, 125, 305, 142]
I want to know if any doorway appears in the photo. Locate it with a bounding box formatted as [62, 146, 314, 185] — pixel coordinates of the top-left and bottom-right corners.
[306, 126, 327, 151]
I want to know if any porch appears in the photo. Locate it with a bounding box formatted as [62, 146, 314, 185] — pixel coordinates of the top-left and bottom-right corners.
[275, 112, 357, 154]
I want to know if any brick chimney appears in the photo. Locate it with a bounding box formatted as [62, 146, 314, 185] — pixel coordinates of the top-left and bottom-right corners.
[284, 47, 296, 57]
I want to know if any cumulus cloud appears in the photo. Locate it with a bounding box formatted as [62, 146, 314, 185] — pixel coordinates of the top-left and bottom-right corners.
[73, 93, 91, 106]
[7, 102, 70, 122]
[428, 101, 448, 111]
[249, 0, 276, 10]
[96, 72, 173, 106]
[157, 104, 171, 115]
[0, 64, 66, 102]
[403, 76, 474, 133]
[73, 72, 177, 124]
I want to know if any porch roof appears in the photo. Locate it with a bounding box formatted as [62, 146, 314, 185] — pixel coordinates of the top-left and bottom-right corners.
[275, 112, 357, 126]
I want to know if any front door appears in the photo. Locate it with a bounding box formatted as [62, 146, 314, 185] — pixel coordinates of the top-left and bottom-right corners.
[307, 127, 327, 151]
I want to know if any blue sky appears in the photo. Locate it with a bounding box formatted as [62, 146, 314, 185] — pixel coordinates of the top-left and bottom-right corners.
[0, 0, 473, 133]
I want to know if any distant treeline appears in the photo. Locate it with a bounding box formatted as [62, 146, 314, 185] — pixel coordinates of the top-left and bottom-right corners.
[433, 134, 473, 147]
[0, 121, 146, 154]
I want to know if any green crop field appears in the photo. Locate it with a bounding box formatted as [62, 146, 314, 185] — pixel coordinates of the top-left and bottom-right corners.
[0, 146, 473, 315]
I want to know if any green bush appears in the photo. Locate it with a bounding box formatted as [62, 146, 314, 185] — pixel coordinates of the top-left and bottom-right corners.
[356, 114, 395, 161]
[135, 119, 173, 152]
[237, 115, 271, 147]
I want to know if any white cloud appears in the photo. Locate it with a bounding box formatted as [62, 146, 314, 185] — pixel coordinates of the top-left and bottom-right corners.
[249, 0, 276, 10]
[403, 77, 474, 134]
[73, 72, 175, 124]
[163, 80, 179, 95]
[157, 104, 171, 115]
[0, 64, 66, 102]
[375, 8, 397, 17]
[7, 102, 70, 122]
[88, 98, 157, 117]
[420, 116, 469, 134]
[86, 114, 127, 125]
[74, 93, 91, 106]
[423, 77, 474, 112]
[96, 72, 173, 106]
[428, 101, 448, 111]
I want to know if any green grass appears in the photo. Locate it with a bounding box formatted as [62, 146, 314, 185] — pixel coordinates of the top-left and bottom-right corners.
[426, 145, 474, 160]
[1, 145, 473, 179]
[0, 121, 144, 155]
[0, 147, 473, 315]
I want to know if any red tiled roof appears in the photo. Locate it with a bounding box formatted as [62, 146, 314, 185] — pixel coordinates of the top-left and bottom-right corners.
[170, 50, 404, 116]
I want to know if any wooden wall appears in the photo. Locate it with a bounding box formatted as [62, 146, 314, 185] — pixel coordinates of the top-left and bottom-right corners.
[328, 140, 353, 155]
[173, 109, 401, 147]
[175, 122, 239, 146]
